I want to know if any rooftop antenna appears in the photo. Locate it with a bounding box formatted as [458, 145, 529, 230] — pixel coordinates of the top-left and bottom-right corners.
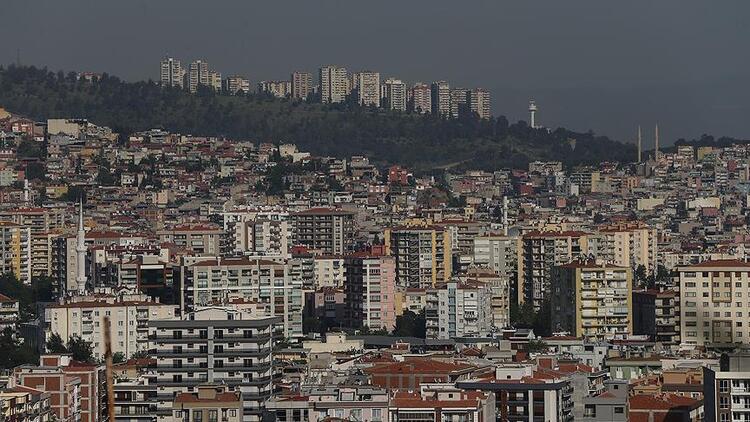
[654, 123, 660, 160]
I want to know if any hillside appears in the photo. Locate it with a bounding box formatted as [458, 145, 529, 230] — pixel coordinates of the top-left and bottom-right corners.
[0, 65, 636, 171]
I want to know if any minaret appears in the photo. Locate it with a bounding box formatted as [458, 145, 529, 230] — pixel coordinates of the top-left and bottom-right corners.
[637, 126, 642, 163]
[654, 123, 660, 160]
[529, 100, 538, 129]
[75, 198, 87, 295]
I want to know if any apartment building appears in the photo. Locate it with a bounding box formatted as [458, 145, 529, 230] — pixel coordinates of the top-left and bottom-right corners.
[225, 75, 250, 95]
[45, 294, 176, 360]
[160, 56, 184, 88]
[389, 388, 495, 422]
[305, 286, 346, 330]
[598, 221, 658, 274]
[633, 289, 680, 345]
[355, 71, 381, 107]
[384, 225, 453, 289]
[468, 88, 491, 119]
[450, 88, 469, 118]
[14, 354, 104, 422]
[521, 230, 589, 309]
[410, 82, 432, 114]
[290, 208, 355, 255]
[157, 223, 222, 256]
[291, 71, 313, 100]
[473, 234, 521, 286]
[344, 253, 397, 332]
[0, 207, 65, 277]
[0, 386, 53, 422]
[89, 246, 173, 299]
[313, 255, 345, 288]
[704, 353, 750, 422]
[678, 259, 750, 348]
[0, 293, 19, 332]
[0, 221, 32, 284]
[188, 60, 210, 93]
[458, 270, 511, 331]
[146, 308, 279, 422]
[456, 366, 574, 422]
[179, 257, 303, 339]
[266, 386, 389, 422]
[383, 78, 407, 111]
[207, 70, 221, 91]
[222, 210, 291, 256]
[551, 261, 633, 341]
[319, 65, 349, 104]
[257, 80, 291, 98]
[431, 80, 451, 117]
[172, 385, 243, 422]
[426, 280, 493, 339]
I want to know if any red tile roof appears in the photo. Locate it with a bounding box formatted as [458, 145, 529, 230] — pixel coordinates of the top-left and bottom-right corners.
[629, 393, 701, 411]
[0, 293, 16, 303]
[683, 259, 750, 268]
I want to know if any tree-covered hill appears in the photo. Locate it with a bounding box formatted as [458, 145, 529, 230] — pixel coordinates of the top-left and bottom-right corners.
[0, 65, 636, 171]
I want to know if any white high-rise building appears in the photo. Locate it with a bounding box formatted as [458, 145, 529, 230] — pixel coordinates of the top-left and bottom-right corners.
[225, 75, 251, 95]
[188, 60, 210, 93]
[411, 83, 432, 114]
[160, 56, 184, 88]
[319, 65, 349, 104]
[469, 88, 491, 119]
[383, 78, 407, 111]
[356, 71, 381, 107]
[678, 260, 750, 348]
[75, 199, 87, 294]
[208, 70, 222, 91]
[426, 280, 493, 339]
[450, 88, 469, 118]
[147, 307, 279, 422]
[291, 71, 313, 100]
[431, 81, 451, 117]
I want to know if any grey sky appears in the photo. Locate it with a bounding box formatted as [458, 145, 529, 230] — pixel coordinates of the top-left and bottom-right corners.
[2, 0, 749, 145]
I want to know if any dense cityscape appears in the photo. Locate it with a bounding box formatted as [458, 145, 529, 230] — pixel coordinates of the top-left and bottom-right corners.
[0, 4, 747, 418]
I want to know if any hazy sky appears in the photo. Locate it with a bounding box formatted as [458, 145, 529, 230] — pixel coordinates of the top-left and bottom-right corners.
[2, 0, 749, 145]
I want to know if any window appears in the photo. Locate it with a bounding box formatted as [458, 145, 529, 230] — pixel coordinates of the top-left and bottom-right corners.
[614, 407, 624, 414]
[208, 410, 218, 422]
[194, 410, 203, 422]
[720, 380, 730, 393]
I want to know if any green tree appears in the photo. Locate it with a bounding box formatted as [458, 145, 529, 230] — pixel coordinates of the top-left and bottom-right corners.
[130, 350, 149, 360]
[302, 316, 322, 335]
[393, 310, 426, 338]
[25, 162, 46, 181]
[634, 265, 647, 287]
[67, 335, 95, 363]
[513, 303, 536, 328]
[112, 352, 126, 364]
[16, 140, 45, 159]
[0, 327, 39, 369]
[0, 65, 640, 173]
[527, 339, 549, 353]
[46, 332, 67, 353]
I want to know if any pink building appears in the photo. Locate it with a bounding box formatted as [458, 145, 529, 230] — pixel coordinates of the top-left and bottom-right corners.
[344, 253, 397, 332]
